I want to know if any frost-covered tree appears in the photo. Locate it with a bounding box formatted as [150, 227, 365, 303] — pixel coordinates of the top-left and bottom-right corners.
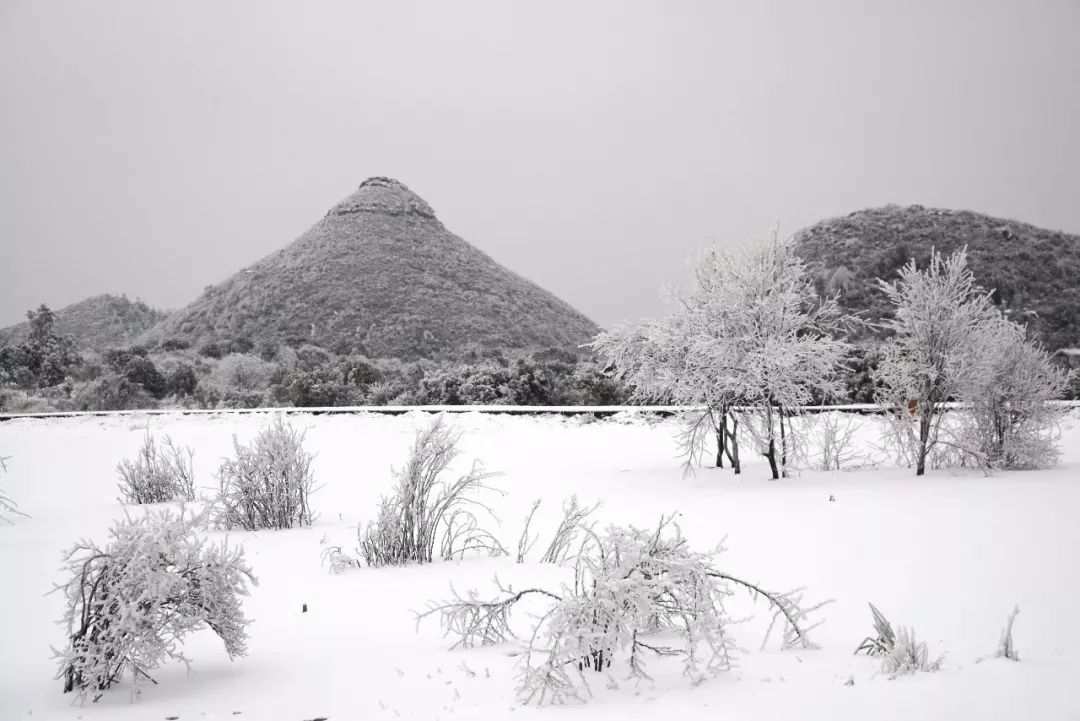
[52, 508, 256, 701]
[592, 230, 852, 479]
[875, 248, 1021, 475]
[958, 317, 1069, 469]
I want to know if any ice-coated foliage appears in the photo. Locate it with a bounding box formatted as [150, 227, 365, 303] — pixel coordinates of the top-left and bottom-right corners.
[875, 248, 1068, 473]
[420, 516, 830, 704]
[881, 626, 943, 677]
[359, 415, 504, 567]
[116, 431, 196, 504]
[855, 602, 942, 677]
[874, 248, 998, 475]
[592, 230, 852, 479]
[995, 605, 1020, 661]
[957, 319, 1069, 469]
[212, 417, 316, 530]
[52, 508, 256, 701]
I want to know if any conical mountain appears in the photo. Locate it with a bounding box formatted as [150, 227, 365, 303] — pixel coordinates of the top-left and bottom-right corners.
[793, 204, 1080, 350]
[140, 178, 599, 358]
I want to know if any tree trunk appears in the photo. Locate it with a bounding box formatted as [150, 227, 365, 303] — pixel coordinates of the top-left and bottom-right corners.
[726, 415, 740, 474]
[916, 410, 931, 476]
[764, 438, 780, 480]
[713, 410, 726, 469]
[778, 409, 788, 478]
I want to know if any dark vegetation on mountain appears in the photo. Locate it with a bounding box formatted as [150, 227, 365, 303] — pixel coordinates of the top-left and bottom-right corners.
[4, 198, 1079, 412]
[140, 177, 598, 360]
[0, 294, 166, 353]
[795, 205, 1080, 351]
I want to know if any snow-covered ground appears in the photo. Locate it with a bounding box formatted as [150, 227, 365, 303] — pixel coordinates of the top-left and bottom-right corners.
[2, 409, 1078, 720]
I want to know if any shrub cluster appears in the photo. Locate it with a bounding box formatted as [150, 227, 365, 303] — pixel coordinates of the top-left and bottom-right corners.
[116, 432, 196, 504]
[212, 417, 316, 530]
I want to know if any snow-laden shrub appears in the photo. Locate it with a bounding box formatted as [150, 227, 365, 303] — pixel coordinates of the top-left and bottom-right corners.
[882, 626, 943, 677]
[116, 431, 196, 504]
[1, 454, 27, 523]
[52, 508, 256, 701]
[359, 415, 504, 566]
[957, 320, 1069, 470]
[212, 417, 316, 530]
[420, 516, 830, 704]
[855, 602, 943, 677]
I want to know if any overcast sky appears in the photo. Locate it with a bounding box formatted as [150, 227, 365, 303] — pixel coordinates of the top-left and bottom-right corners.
[1, 0, 1078, 330]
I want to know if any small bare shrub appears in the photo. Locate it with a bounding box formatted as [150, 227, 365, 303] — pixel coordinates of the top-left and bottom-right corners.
[419, 515, 830, 704]
[810, 413, 870, 471]
[538, 495, 599, 564]
[52, 508, 256, 701]
[117, 431, 196, 504]
[212, 417, 316, 530]
[359, 415, 505, 567]
[855, 602, 943, 677]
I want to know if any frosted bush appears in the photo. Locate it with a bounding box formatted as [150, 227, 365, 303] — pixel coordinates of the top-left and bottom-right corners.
[881, 626, 943, 677]
[52, 508, 256, 701]
[855, 602, 943, 677]
[957, 319, 1069, 470]
[420, 515, 830, 704]
[116, 431, 196, 504]
[212, 417, 316, 530]
[359, 415, 504, 566]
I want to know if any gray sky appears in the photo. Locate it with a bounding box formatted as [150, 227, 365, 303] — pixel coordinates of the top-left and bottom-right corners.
[2, 0, 1078, 330]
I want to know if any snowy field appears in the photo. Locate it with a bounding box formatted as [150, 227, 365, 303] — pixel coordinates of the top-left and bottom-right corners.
[2, 409, 1079, 721]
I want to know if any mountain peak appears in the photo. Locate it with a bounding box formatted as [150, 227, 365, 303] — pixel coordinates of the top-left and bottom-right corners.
[329, 176, 437, 220]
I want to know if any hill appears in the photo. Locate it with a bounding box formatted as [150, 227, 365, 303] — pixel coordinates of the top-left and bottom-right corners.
[0, 294, 167, 352]
[794, 205, 1080, 350]
[140, 177, 599, 359]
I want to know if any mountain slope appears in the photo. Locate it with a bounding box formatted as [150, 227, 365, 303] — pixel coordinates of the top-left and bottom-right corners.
[794, 205, 1080, 349]
[0, 294, 167, 352]
[140, 177, 598, 359]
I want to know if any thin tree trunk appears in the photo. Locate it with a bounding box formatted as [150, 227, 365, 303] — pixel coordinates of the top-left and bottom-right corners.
[778, 409, 788, 478]
[713, 410, 726, 469]
[726, 414, 740, 474]
[916, 409, 931, 476]
[765, 438, 779, 480]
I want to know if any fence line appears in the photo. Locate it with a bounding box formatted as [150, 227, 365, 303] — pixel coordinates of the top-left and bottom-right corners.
[3, 400, 1078, 423]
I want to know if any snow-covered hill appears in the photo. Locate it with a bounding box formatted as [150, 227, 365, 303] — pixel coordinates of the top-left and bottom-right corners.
[1, 410, 1078, 720]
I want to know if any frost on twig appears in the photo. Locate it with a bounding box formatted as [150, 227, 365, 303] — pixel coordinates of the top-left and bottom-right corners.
[359, 416, 506, 567]
[995, 605, 1020, 661]
[538, 495, 599, 564]
[419, 515, 830, 704]
[855, 602, 943, 677]
[1, 454, 28, 523]
[51, 507, 257, 702]
[117, 431, 196, 504]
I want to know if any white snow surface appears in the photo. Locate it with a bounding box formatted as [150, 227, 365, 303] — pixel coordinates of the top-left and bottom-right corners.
[1, 409, 1078, 720]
